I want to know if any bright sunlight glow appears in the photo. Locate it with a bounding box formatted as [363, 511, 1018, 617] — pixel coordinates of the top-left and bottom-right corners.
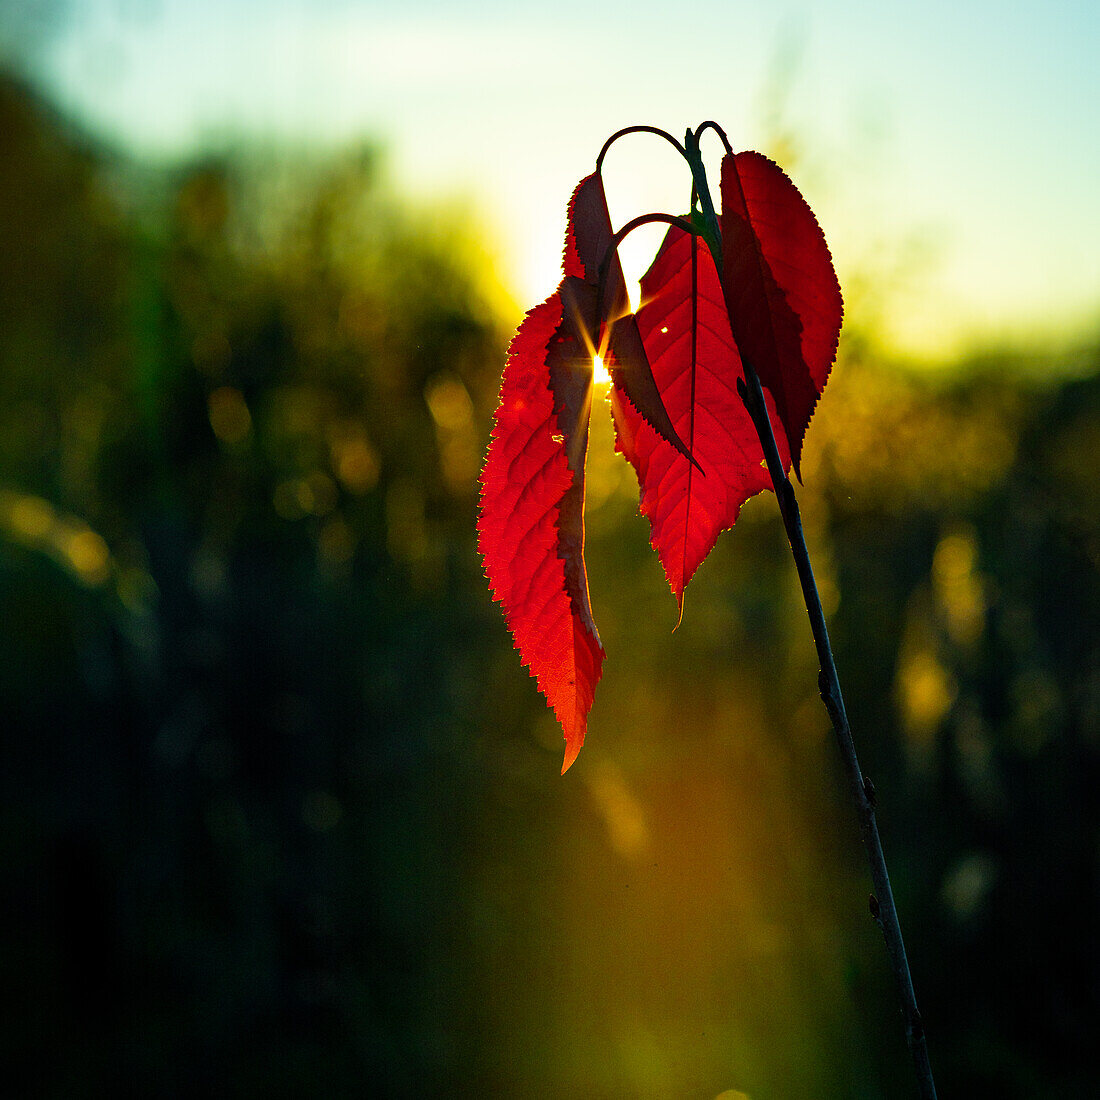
[592, 355, 612, 387]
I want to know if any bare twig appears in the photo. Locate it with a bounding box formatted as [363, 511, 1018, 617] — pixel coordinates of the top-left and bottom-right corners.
[681, 124, 938, 1098]
[736, 365, 938, 1100]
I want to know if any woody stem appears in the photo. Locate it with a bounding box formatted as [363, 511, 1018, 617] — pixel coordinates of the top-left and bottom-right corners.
[682, 122, 938, 1098]
[736, 366, 937, 1099]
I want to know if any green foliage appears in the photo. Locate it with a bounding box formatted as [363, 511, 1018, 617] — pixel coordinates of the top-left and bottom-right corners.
[0, 72, 509, 1095]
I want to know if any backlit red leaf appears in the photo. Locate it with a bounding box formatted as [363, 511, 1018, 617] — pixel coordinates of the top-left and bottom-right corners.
[479, 174, 634, 772]
[720, 152, 842, 476]
[480, 172, 701, 770]
[478, 284, 603, 773]
[611, 226, 790, 610]
[566, 174, 692, 464]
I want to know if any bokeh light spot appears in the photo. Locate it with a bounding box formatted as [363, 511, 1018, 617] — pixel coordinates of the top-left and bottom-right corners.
[208, 386, 252, 444]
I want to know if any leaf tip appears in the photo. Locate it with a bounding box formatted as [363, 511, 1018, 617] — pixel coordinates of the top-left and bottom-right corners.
[561, 735, 583, 774]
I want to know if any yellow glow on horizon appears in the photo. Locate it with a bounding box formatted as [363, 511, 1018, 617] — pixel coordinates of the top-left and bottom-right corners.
[592, 354, 611, 387]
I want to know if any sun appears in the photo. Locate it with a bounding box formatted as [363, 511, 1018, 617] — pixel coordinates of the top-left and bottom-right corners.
[592, 354, 612, 387]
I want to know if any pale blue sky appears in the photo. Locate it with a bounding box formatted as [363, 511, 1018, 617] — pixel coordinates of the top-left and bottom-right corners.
[23, 0, 1100, 359]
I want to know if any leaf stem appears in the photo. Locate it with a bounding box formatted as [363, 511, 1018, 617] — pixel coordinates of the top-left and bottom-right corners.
[603, 211, 697, 256]
[736, 367, 938, 1100]
[595, 125, 687, 176]
[595, 212, 696, 333]
[693, 120, 733, 155]
[681, 129, 723, 271]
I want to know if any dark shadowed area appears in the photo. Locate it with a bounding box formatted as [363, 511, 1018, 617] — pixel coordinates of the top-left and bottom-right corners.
[1, 60, 1098, 1098]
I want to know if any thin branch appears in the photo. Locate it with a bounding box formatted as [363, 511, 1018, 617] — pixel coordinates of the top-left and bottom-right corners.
[684, 123, 938, 1098]
[736, 367, 938, 1100]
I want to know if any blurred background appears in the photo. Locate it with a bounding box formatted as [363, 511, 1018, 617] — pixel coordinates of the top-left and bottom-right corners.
[1, 1, 1097, 1096]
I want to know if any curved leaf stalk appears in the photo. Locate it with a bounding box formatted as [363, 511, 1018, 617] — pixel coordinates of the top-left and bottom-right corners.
[693, 119, 733, 155]
[595, 125, 686, 176]
[684, 129, 938, 1099]
[596, 212, 698, 327]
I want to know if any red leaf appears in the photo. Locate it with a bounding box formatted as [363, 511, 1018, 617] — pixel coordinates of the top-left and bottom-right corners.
[478, 285, 604, 772]
[477, 173, 625, 773]
[563, 173, 617, 286]
[720, 152, 843, 476]
[611, 226, 790, 610]
[480, 173, 693, 770]
[566, 174, 693, 465]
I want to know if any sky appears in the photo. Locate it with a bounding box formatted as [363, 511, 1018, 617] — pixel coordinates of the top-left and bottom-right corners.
[17, 0, 1100, 360]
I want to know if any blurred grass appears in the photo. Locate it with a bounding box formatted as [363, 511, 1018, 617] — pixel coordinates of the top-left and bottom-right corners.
[1, 71, 1099, 1097]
